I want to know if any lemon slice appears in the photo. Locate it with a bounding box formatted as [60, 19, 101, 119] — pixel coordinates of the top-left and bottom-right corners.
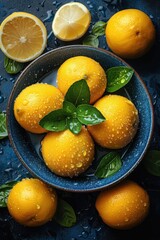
[52, 2, 91, 41]
[0, 12, 47, 62]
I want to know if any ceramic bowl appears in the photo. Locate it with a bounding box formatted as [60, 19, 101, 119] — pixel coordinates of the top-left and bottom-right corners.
[7, 45, 154, 192]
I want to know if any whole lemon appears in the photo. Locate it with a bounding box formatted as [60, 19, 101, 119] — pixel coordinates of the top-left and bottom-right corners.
[87, 95, 139, 149]
[106, 9, 156, 59]
[95, 180, 150, 230]
[14, 83, 64, 134]
[7, 178, 57, 227]
[41, 127, 95, 177]
[57, 56, 107, 104]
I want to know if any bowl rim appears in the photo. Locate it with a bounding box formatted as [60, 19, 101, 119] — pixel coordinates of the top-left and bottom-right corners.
[6, 45, 154, 192]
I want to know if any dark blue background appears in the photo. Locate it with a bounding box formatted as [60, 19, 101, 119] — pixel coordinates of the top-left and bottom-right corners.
[0, 0, 160, 239]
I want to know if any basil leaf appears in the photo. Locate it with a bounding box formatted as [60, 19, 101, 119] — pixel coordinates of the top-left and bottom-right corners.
[92, 21, 107, 37]
[4, 56, 24, 74]
[63, 101, 76, 115]
[0, 112, 8, 140]
[54, 198, 76, 227]
[106, 66, 134, 93]
[65, 79, 90, 107]
[83, 34, 99, 47]
[95, 152, 122, 178]
[39, 109, 68, 132]
[67, 117, 82, 135]
[144, 150, 160, 176]
[0, 180, 18, 207]
[77, 104, 105, 125]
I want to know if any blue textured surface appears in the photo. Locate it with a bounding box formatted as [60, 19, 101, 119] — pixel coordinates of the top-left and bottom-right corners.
[0, 0, 160, 239]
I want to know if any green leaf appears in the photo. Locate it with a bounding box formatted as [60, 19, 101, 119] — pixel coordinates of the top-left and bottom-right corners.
[144, 150, 160, 176]
[83, 34, 99, 47]
[77, 104, 105, 125]
[92, 21, 107, 37]
[95, 152, 122, 178]
[0, 180, 18, 207]
[67, 117, 82, 135]
[0, 112, 8, 140]
[65, 79, 90, 107]
[63, 101, 77, 115]
[4, 56, 24, 74]
[54, 198, 76, 227]
[106, 66, 134, 93]
[39, 109, 68, 132]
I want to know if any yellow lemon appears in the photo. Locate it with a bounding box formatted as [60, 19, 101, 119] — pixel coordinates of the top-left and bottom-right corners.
[88, 95, 139, 149]
[52, 2, 91, 41]
[57, 56, 107, 104]
[41, 127, 95, 177]
[0, 12, 47, 62]
[14, 83, 64, 134]
[96, 180, 150, 229]
[7, 178, 57, 227]
[105, 9, 156, 59]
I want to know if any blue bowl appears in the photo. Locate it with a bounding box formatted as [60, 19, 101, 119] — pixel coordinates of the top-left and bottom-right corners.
[7, 45, 154, 192]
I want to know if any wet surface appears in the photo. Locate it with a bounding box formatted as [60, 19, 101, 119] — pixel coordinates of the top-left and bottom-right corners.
[0, 0, 160, 239]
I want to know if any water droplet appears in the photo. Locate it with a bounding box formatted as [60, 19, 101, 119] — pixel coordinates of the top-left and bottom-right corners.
[37, 204, 41, 209]
[43, 10, 54, 23]
[23, 99, 29, 105]
[40, 0, 46, 7]
[47, 31, 53, 40]
[144, 202, 147, 207]
[121, 79, 125, 83]
[76, 162, 82, 168]
[0, 148, 3, 154]
[71, 164, 75, 169]
[0, 93, 4, 103]
[83, 151, 87, 156]
[98, 6, 103, 11]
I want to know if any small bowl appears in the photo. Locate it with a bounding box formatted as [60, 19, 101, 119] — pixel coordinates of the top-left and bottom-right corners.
[7, 45, 154, 192]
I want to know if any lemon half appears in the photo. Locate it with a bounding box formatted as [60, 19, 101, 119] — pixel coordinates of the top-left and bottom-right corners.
[0, 12, 47, 62]
[52, 2, 91, 41]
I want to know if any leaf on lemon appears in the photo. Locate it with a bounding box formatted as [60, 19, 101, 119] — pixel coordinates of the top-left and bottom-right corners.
[65, 79, 90, 107]
[39, 109, 68, 132]
[77, 104, 105, 125]
[63, 101, 77, 115]
[67, 117, 82, 135]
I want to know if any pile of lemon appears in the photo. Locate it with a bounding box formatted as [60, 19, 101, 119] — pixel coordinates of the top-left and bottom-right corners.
[13, 55, 139, 177]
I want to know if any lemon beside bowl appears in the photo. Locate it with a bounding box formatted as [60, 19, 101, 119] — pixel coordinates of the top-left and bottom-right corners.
[7, 45, 154, 192]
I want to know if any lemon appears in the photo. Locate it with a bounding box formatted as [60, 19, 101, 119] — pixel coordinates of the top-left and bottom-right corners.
[0, 12, 47, 62]
[52, 2, 91, 41]
[95, 180, 150, 230]
[7, 178, 57, 227]
[14, 83, 64, 134]
[105, 9, 156, 59]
